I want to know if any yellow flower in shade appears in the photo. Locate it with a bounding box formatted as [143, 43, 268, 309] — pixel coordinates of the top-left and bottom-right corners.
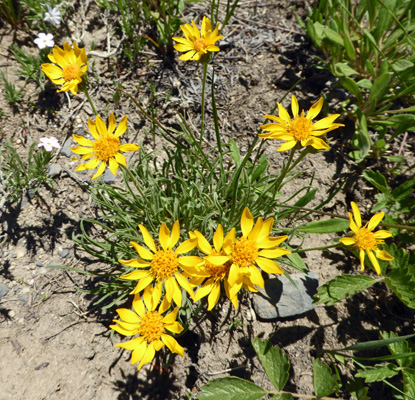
[71, 113, 140, 180]
[209, 208, 291, 301]
[339, 202, 394, 275]
[119, 221, 201, 310]
[191, 225, 238, 310]
[259, 95, 344, 151]
[172, 16, 223, 62]
[110, 294, 184, 371]
[41, 41, 88, 95]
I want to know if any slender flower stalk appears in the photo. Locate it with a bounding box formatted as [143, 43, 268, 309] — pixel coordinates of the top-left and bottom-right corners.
[339, 202, 394, 275]
[110, 294, 184, 371]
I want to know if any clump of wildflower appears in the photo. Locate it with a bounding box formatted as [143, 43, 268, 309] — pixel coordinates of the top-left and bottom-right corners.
[44, 5, 62, 26]
[172, 16, 223, 62]
[259, 95, 344, 151]
[41, 41, 88, 95]
[71, 113, 140, 180]
[110, 294, 184, 371]
[38, 137, 60, 151]
[34, 33, 54, 49]
[339, 202, 394, 275]
[119, 221, 201, 310]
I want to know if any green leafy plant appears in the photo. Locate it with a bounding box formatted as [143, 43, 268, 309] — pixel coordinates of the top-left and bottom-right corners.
[299, 0, 415, 161]
[1, 70, 24, 105]
[0, 0, 22, 27]
[199, 338, 340, 399]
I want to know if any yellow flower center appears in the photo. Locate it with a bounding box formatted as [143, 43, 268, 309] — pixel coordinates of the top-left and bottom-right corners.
[63, 63, 81, 82]
[204, 251, 231, 281]
[138, 311, 164, 342]
[194, 38, 207, 53]
[288, 111, 313, 142]
[151, 249, 179, 281]
[231, 238, 258, 268]
[354, 228, 378, 251]
[93, 135, 120, 162]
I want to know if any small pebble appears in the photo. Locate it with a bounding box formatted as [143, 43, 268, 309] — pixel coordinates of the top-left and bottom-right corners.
[36, 261, 43, 267]
[59, 249, 70, 258]
[9, 310, 16, 318]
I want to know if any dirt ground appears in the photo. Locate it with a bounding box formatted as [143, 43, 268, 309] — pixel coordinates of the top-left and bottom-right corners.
[1, 1, 414, 399]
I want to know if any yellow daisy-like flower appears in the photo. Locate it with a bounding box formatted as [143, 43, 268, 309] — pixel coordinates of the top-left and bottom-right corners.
[259, 95, 344, 151]
[71, 113, 140, 180]
[119, 221, 201, 310]
[41, 41, 88, 95]
[110, 294, 184, 371]
[214, 208, 291, 300]
[339, 202, 394, 275]
[191, 225, 238, 310]
[172, 16, 223, 62]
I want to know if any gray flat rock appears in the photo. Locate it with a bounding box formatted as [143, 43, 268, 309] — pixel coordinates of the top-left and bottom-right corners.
[103, 168, 116, 184]
[252, 272, 319, 320]
[61, 138, 73, 158]
[47, 163, 62, 178]
[0, 283, 8, 299]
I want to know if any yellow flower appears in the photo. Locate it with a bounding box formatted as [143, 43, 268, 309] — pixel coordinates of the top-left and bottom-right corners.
[110, 294, 184, 371]
[259, 95, 344, 151]
[172, 16, 223, 62]
[119, 221, 201, 310]
[215, 208, 291, 301]
[41, 41, 88, 95]
[71, 113, 140, 180]
[191, 225, 238, 310]
[339, 202, 394, 275]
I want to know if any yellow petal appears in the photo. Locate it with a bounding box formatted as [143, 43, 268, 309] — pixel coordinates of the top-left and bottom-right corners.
[95, 115, 108, 136]
[119, 143, 140, 153]
[91, 162, 106, 180]
[241, 207, 254, 237]
[194, 280, 214, 301]
[339, 237, 356, 246]
[312, 114, 341, 130]
[368, 250, 381, 275]
[194, 231, 212, 255]
[114, 116, 128, 137]
[307, 97, 323, 120]
[367, 212, 385, 231]
[137, 343, 156, 370]
[161, 334, 184, 356]
[139, 225, 157, 253]
[162, 307, 179, 325]
[132, 294, 146, 318]
[108, 113, 117, 135]
[120, 269, 150, 280]
[159, 222, 170, 250]
[375, 249, 394, 261]
[116, 308, 140, 323]
[72, 134, 93, 147]
[373, 230, 392, 239]
[278, 140, 297, 151]
[109, 157, 119, 176]
[130, 340, 147, 364]
[88, 119, 100, 140]
[359, 249, 366, 271]
[174, 272, 195, 300]
[291, 95, 299, 118]
[258, 248, 291, 259]
[114, 152, 127, 167]
[256, 257, 283, 274]
[176, 237, 198, 254]
[207, 283, 221, 310]
[277, 102, 291, 123]
[130, 241, 154, 260]
[351, 202, 362, 228]
[168, 220, 181, 249]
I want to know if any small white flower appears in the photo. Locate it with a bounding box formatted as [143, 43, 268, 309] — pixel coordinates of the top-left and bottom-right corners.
[34, 32, 54, 49]
[44, 5, 62, 26]
[38, 137, 61, 152]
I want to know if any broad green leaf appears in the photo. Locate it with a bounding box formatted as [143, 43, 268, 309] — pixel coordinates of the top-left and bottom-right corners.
[363, 170, 389, 193]
[252, 338, 290, 391]
[297, 218, 349, 234]
[380, 331, 414, 368]
[313, 359, 338, 397]
[335, 62, 359, 77]
[323, 27, 344, 46]
[365, 59, 376, 78]
[392, 59, 414, 72]
[355, 364, 399, 383]
[313, 275, 377, 306]
[403, 368, 415, 399]
[368, 72, 391, 105]
[385, 265, 415, 309]
[392, 180, 415, 201]
[357, 79, 372, 89]
[294, 188, 317, 208]
[339, 76, 362, 98]
[346, 378, 371, 400]
[229, 139, 241, 166]
[387, 244, 409, 270]
[199, 377, 268, 400]
[343, 32, 356, 60]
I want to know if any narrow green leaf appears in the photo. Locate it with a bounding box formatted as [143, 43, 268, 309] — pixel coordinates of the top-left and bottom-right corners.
[252, 338, 290, 391]
[285, 247, 308, 272]
[363, 170, 389, 193]
[313, 275, 377, 306]
[355, 364, 399, 383]
[335, 62, 359, 77]
[380, 331, 415, 368]
[385, 265, 415, 309]
[297, 218, 349, 234]
[356, 79, 372, 89]
[339, 76, 362, 98]
[340, 334, 415, 351]
[199, 377, 268, 400]
[343, 32, 356, 60]
[313, 359, 338, 397]
[229, 139, 241, 166]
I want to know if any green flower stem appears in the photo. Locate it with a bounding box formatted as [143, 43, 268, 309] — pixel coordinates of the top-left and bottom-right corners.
[200, 61, 209, 147]
[271, 147, 296, 199]
[84, 87, 98, 116]
[293, 243, 339, 253]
